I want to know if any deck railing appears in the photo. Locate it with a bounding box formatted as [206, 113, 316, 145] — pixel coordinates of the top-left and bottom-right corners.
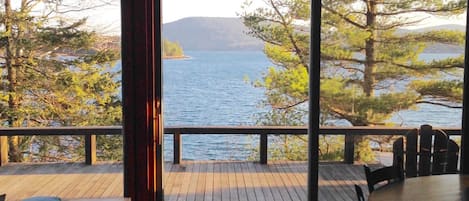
[0, 126, 461, 166]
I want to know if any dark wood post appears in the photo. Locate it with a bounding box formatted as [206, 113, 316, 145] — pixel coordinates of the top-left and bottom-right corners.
[344, 133, 355, 164]
[0, 136, 8, 166]
[85, 134, 96, 165]
[309, 0, 321, 200]
[461, 3, 469, 174]
[260, 133, 268, 164]
[173, 131, 181, 164]
[122, 0, 164, 200]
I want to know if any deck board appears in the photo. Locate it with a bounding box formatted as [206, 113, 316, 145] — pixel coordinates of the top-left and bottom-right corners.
[254, 162, 274, 201]
[244, 163, 255, 201]
[167, 164, 184, 201]
[0, 161, 368, 201]
[212, 162, 222, 201]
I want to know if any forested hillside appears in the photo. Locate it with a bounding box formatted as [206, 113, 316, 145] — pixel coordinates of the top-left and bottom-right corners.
[162, 17, 264, 51]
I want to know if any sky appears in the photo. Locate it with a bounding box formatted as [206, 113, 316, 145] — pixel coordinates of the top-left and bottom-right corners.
[161, 0, 467, 26]
[162, 0, 249, 23]
[76, 0, 467, 34]
[78, 0, 248, 34]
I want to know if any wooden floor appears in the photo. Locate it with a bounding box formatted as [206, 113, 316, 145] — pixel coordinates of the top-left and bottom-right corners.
[0, 161, 369, 201]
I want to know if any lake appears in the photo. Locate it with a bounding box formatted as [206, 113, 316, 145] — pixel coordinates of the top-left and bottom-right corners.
[161, 51, 462, 161]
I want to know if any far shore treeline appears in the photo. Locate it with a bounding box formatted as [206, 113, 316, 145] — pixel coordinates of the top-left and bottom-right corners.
[163, 38, 186, 59]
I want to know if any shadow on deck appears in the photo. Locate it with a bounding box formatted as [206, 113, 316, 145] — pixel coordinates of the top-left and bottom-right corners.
[0, 161, 369, 201]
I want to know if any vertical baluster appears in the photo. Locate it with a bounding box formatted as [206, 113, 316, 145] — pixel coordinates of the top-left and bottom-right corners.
[174, 131, 181, 164]
[85, 134, 96, 165]
[0, 136, 7, 166]
[260, 133, 268, 164]
[344, 133, 355, 164]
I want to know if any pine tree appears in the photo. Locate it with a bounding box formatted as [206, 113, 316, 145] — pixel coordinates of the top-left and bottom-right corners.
[163, 38, 184, 58]
[0, 0, 121, 162]
[241, 0, 466, 161]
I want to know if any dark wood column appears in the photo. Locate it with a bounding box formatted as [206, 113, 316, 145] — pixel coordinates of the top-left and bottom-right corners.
[461, 4, 469, 174]
[308, 0, 321, 200]
[122, 0, 164, 200]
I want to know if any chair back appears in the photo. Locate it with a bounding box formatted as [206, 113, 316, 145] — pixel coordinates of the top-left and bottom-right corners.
[364, 165, 403, 193]
[392, 137, 405, 180]
[392, 137, 404, 171]
[403, 124, 460, 177]
[432, 129, 450, 175]
[418, 124, 433, 176]
[446, 139, 460, 173]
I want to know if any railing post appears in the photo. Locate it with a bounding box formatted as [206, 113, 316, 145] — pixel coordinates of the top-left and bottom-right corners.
[0, 136, 7, 166]
[260, 133, 268, 164]
[173, 131, 181, 164]
[85, 134, 96, 165]
[344, 133, 355, 164]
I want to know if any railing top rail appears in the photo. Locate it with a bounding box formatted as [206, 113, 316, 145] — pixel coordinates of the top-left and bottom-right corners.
[0, 126, 122, 136]
[0, 126, 461, 136]
[164, 126, 461, 136]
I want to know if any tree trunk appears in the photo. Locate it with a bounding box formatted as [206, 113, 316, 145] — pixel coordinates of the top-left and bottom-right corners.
[4, 0, 23, 162]
[363, 0, 377, 98]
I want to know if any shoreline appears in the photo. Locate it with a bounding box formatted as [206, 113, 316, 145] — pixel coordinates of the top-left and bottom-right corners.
[163, 55, 190, 60]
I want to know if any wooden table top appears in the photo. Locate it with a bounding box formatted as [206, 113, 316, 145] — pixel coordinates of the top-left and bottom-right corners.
[369, 174, 469, 201]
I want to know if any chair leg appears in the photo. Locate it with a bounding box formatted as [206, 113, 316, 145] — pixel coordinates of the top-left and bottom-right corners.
[355, 184, 365, 201]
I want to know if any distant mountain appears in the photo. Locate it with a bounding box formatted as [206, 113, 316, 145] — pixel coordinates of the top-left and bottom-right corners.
[398, 24, 465, 54]
[397, 24, 466, 34]
[162, 17, 264, 51]
[163, 17, 465, 53]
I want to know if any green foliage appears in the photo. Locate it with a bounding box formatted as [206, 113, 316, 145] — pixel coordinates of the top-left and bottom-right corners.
[263, 66, 309, 109]
[97, 135, 123, 161]
[411, 80, 463, 103]
[241, 0, 466, 161]
[268, 135, 308, 161]
[249, 135, 344, 162]
[319, 135, 345, 161]
[162, 38, 184, 57]
[355, 138, 375, 163]
[0, 1, 122, 162]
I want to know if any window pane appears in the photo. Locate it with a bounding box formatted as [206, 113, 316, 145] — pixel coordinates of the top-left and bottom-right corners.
[0, 1, 123, 199]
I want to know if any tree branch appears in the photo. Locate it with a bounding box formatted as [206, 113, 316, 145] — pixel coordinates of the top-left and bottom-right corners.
[415, 100, 462, 108]
[375, 59, 464, 70]
[272, 98, 309, 110]
[322, 5, 366, 29]
[268, 0, 309, 71]
[376, 7, 465, 16]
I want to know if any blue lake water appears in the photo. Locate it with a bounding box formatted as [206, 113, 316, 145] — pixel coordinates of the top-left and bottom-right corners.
[161, 51, 463, 161]
[162, 51, 270, 161]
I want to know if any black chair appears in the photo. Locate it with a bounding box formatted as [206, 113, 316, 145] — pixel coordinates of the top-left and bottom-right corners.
[364, 164, 404, 193]
[354, 184, 365, 201]
[446, 139, 459, 173]
[392, 137, 404, 169]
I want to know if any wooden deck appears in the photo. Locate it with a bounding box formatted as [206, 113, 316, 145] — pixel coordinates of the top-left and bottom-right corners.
[0, 161, 369, 201]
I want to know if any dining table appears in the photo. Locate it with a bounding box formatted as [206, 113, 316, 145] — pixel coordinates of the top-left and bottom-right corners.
[368, 174, 469, 201]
